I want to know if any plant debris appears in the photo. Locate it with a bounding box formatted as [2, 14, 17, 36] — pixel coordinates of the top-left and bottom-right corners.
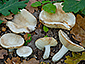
[70, 14, 85, 47]
[65, 52, 85, 64]
[0, 49, 8, 59]
[4, 57, 21, 64]
[21, 58, 39, 64]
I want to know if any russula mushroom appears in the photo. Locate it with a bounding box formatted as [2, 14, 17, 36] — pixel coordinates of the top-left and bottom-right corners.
[39, 2, 76, 30]
[52, 30, 84, 62]
[6, 9, 37, 33]
[16, 46, 32, 58]
[35, 37, 58, 59]
[0, 33, 24, 52]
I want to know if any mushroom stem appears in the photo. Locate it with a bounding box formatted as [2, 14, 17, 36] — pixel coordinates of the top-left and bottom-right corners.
[8, 49, 14, 52]
[43, 45, 50, 59]
[52, 45, 68, 62]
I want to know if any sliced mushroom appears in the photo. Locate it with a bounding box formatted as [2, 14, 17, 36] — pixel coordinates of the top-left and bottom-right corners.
[39, 2, 76, 30]
[6, 9, 37, 33]
[16, 46, 32, 58]
[35, 37, 58, 59]
[52, 30, 84, 62]
[0, 33, 24, 52]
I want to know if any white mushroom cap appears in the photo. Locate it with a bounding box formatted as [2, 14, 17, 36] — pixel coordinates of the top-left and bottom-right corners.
[39, 2, 76, 30]
[35, 37, 58, 50]
[59, 30, 84, 52]
[0, 33, 24, 49]
[6, 9, 37, 33]
[35, 37, 58, 59]
[16, 46, 32, 57]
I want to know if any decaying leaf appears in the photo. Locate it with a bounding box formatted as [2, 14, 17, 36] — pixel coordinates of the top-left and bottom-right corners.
[70, 14, 85, 47]
[0, 49, 8, 59]
[24, 33, 32, 45]
[24, 0, 42, 13]
[4, 57, 21, 64]
[4, 58, 12, 64]
[0, 14, 13, 23]
[21, 58, 39, 64]
[65, 52, 85, 64]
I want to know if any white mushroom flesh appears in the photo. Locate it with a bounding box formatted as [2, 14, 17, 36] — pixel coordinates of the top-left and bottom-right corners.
[6, 9, 37, 33]
[52, 45, 68, 62]
[52, 30, 84, 62]
[39, 3, 76, 30]
[59, 30, 84, 52]
[35, 37, 58, 59]
[0, 33, 24, 49]
[43, 45, 50, 59]
[16, 46, 32, 57]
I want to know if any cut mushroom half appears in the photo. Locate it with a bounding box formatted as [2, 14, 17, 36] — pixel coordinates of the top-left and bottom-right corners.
[35, 37, 58, 59]
[16, 46, 32, 58]
[0, 33, 24, 52]
[52, 30, 84, 62]
[39, 2, 76, 30]
[6, 9, 37, 33]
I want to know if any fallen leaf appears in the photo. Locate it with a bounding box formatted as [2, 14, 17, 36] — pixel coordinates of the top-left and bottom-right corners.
[0, 49, 8, 59]
[4, 57, 21, 64]
[21, 58, 39, 64]
[4, 58, 12, 64]
[70, 14, 85, 47]
[0, 14, 13, 23]
[65, 52, 85, 64]
[24, 0, 42, 13]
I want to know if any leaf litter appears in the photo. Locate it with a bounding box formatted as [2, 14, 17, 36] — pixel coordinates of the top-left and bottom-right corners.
[0, 0, 85, 64]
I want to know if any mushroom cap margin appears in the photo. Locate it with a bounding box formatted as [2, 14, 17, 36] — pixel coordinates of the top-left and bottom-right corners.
[16, 46, 32, 57]
[35, 37, 58, 50]
[59, 30, 84, 52]
[0, 33, 24, 49]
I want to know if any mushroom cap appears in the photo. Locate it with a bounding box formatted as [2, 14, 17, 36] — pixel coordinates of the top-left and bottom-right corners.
[59, 30, 84, 52]
[6, 9, 37, 33]
[39, 2, 76, 30]
[0, 33, 24, 49]
[35, 37, 58, 50]
[16, 46, 32, 57]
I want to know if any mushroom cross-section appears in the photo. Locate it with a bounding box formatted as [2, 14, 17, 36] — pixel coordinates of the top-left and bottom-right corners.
[0, 33, 24, 52]
[52, 30, 84, 62]
[16, 46, 32, 58]
[6, 9, 37, 33]
[39, 2, 76, 30]
[35, 37, 58, 59]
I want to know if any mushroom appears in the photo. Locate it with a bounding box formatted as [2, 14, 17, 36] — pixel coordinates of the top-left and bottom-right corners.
[0, 33, 24, 52]
[39, 2, 76, 30]
[52, 30, 84, 62]
[35, 37, 58, 59]
[16, 46, 32, 58]
[6, 9, 37, 33]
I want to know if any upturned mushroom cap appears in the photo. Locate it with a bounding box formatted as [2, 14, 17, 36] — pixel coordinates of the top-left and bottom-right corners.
[16, 46, 32, 57]
[39, 2, 76, 30]
[0, 33, 24, 49]
[35, 37, 58, 50]
[59, 30, 84, 52]
[6, 9, 37, 33]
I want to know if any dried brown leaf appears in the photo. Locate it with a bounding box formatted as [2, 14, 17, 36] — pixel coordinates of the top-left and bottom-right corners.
[25, 0, 42, 13]
[5, 57, 21, 64]
[4, 58, 12, 64]
[70, 14, 85, 47]
[21, 58, 39, 64]
[0, 49, 8, 59]
[0, 14, 13, 23]
[24, 33, 28, 40]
